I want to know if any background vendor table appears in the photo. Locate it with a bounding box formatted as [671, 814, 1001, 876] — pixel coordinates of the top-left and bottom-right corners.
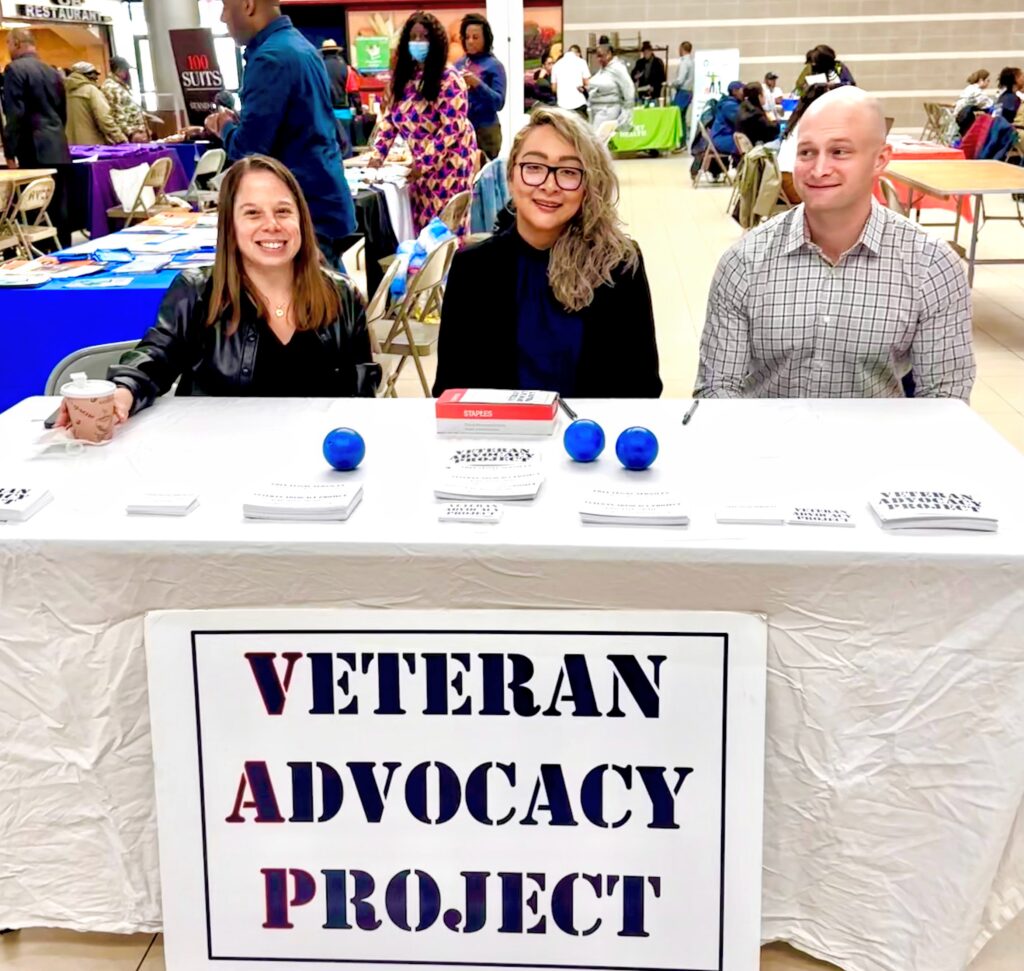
[68, 145, 189, 239]
[609, 106, 683, 153]
[876, 136, 970, 218]
[0, 184, 407, 414]
[0, 167, 56, 186]
[884, 159, 1024, 285]
[1, 396, 1024, 971]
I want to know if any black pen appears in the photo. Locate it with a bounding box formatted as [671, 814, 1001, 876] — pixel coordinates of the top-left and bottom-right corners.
[558, 397, 578, 421]
[681, 400, 700, 426]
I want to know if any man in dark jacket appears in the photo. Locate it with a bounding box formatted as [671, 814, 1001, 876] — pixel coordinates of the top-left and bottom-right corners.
[2, 28, 73, 246]
[206, 0, 356, 268]
[319, 39, 348, 109]
[631, 41, 666, 103]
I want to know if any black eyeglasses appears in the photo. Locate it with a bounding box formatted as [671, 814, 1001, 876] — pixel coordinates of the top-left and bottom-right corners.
[515, 162, 585, 191]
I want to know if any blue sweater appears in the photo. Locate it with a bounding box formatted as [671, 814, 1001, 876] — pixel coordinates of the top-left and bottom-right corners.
[454, 52, 507, 130]
[222, 16, 355, 241]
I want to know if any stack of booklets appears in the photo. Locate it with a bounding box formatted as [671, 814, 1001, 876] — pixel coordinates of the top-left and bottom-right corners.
[435, 466, 543, 501]
[243, 482, 363, 522]
[0, 486, 53, 522]
[125, 492, 199, 517]
[869, 490, 997, 532]
[579, 488, 689, 526]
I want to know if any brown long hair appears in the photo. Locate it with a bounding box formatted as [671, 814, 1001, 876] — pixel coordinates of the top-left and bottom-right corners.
[206, 155, 340, 333]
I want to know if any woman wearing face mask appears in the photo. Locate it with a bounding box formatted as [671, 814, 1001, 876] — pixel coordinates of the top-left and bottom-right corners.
[367, 11, 476, 234]
[433, 107, 661, 398]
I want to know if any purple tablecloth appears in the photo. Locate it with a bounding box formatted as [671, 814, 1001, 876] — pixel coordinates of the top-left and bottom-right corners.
[70, 145, 189, 238]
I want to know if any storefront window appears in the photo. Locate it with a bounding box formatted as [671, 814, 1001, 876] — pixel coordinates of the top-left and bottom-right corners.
[125, 1, 158, 110]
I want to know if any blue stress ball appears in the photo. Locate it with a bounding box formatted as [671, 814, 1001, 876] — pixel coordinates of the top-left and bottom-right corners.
[563, 419, 606, 463]
[322, 427, 365, 471]
[615, 426, 659, 471]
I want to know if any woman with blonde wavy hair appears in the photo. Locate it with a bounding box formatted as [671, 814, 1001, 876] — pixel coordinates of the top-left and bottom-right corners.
[433, 106, 661, 398]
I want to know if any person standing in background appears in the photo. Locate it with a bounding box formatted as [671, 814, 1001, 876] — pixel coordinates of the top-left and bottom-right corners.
[588, 44, 635, 131]
[2, 27, 73, 245]
[367, 12, 476, 234]
[763, 71, 783, 116]
[550, 44, 590, 119]
[672, 41, 695, 143]
[319, 39, 348, 109]
[102, 57, 149, 142]
[205, 0, 355, 270]
[65, 62, 127, 145]
[631, 41, 666, 104]
[455, 13, 506, 160]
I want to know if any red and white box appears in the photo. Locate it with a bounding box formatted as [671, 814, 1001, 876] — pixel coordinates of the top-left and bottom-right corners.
[435, 389, 560, 436]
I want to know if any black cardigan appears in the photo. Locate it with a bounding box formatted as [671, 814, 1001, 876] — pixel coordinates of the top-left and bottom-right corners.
[432, 228, 662, 398]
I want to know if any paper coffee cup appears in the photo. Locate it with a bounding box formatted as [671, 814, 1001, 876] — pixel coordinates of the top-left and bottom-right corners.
[60, 372, 117, 444]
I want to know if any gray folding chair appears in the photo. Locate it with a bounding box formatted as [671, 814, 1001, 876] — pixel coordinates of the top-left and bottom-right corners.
[692, 119, 735, 188]
[169, 148, 227, 210]
[45, 342, 138, 396]
[11, 177, 59, 258]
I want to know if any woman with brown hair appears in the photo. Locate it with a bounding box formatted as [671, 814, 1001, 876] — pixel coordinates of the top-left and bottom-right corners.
[95, 155, 378, 419]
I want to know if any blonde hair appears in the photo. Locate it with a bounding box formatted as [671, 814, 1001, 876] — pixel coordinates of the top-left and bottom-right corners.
[509, 107, 638, 312]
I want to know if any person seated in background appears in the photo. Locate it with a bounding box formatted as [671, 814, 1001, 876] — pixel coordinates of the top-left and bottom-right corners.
[775, 82, 836, 202]
[550, 44, 590, 119]
[368, 11, 476, 234]
[709, 80, 744, 155]
[525, 55, 557, 110]
[993, 67, 1023, 124]
[736, 82, 779, 146]
[433, 106, 661, 398]
[64, 62, 127, 145]
[102, 56, 148, 143]
[631, 41, 666, 104]
[588, 44, 636, 131]
[949, 70, 994, 140]
[795, 44, 854, 94]
[78, 156, 377, 425]
[694, 87, 974, 401]
[763, 72, 784, 116]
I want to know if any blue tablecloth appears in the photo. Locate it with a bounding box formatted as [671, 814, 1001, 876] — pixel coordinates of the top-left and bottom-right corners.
[2, 261, 181, 414]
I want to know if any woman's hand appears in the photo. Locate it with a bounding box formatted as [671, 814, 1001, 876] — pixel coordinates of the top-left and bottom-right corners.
[463, 72, 481, 89]
[366, 157, 384, 170]
[405, 164, 421, 182]
[54, 387, 133, 430]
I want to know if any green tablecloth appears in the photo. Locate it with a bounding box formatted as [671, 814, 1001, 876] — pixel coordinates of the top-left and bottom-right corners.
[609, 107, 683, 152]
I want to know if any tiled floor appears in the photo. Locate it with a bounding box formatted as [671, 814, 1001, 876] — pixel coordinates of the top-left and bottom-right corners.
[5, 154, 1024, 971]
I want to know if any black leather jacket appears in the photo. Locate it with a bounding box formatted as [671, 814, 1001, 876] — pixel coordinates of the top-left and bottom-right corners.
[109, 267, 380, 414]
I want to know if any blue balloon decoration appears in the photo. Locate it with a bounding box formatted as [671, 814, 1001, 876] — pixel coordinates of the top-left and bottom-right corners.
[323, 427, 365, 471]
[615, 426, 659, 471]
[563, 419, 606, 463]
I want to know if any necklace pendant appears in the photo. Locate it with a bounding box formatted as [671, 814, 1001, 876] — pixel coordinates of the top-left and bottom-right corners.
[274, 307, 284, 318]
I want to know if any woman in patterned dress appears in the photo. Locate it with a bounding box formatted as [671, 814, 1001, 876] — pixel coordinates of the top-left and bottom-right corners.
[367, 12, 477, 234]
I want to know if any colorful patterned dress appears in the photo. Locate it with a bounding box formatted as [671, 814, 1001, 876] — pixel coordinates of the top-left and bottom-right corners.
[371, 66, 477, 235]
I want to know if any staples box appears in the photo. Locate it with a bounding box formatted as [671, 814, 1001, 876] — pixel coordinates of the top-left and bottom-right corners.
[436, 389, 560, 436]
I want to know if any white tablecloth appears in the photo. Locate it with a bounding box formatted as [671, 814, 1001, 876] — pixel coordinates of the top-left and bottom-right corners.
[2, 396, 1023, 971]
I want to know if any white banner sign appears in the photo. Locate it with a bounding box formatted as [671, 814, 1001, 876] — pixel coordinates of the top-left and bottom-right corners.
[692, 48, 741, 137]
[146, 609, 766, 971]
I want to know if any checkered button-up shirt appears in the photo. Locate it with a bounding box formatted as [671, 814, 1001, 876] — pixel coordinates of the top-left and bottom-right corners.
[694, 200, 975, 400]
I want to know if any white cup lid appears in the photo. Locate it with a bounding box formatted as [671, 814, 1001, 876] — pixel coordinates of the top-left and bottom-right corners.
[61, 371, 117, 398]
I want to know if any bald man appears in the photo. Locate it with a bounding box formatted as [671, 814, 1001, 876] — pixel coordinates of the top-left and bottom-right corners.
[695, 87, 974, 400]
[2, 28, 72, 244]
[206, 0, 355, 268]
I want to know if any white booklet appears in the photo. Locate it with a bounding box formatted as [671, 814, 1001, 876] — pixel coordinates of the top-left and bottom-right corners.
[870, 490, 997, 532]
[435, 466, 543, 501]
[126, 492, 199, 517]
[243, 482, 363, 521]
[579, 488, 688, 526]
[0, 486, 53, 522]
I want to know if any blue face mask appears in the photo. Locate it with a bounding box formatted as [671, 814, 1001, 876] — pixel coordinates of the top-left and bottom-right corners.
[408, 40, 430, 63]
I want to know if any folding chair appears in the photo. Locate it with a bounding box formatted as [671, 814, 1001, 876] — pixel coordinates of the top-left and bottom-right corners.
[595, 119, 618, 147]
[45, 341, 138, 395]
[878, 176, 907, 217]
[440, 190, 472, 234]
[169, 148, 226, 210]
[920, 102, 939, 141]
[375, 242, 453, 396]
[365, 259, 402, 395]
[106, 156, 176, 227]
[726, 133, 755, 213]
[692, 119, 735, 188]
[0, 181, 20, 257]
[11, 177, 59, 258]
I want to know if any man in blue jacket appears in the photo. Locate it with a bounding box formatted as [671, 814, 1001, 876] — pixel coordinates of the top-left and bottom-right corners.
[206, 0, 356, 268]
[454, 13, 507, 160]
